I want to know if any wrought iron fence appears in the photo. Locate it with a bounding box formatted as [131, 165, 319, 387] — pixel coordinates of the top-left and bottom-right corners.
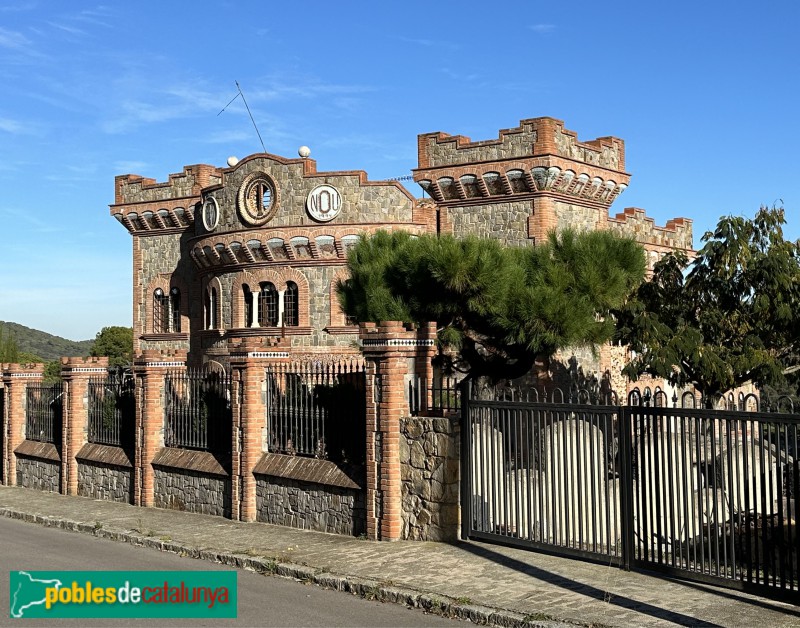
[462, 383, 799, 600]
[464, 383, 624, 564]
[625, 389, 798, 594]
[409, 375, 461, 416]
[88, 370, 135, 448]
[266, 360, 366, 464]
[25, 383, 63, 445]
[164, 368, 231, 455]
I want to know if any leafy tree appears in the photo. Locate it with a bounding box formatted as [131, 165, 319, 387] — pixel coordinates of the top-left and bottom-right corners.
[614, 206, 800, 400]
[337, 230, 646, 382]
[91, 326, 133, 367]
[0, 323, 20, 362]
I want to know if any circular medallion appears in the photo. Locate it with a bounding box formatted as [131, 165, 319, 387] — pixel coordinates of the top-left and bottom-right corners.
[237, 172, 279, 226]
[201, 196, 219, 231]
[306, 184, 342, 222]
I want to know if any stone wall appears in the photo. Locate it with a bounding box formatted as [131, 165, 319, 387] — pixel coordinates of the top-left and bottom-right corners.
[448, 200, 533, 247]
[554, 201, 603, 233]
[16, 455, 60, 492]
[151, 448, 231, 517]
[77, 461, 132, 503]
[255, 476, 365, 536]
[400, 416, 460, 541]
[253, 453, 365, 536]
[153, 466, 231, 517]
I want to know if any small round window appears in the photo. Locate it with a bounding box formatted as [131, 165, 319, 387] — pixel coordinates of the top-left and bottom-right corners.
[202, 196, 219, 231]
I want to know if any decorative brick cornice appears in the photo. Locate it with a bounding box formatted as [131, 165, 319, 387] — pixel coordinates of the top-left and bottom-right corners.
[361, 338, 435, 347]
[229, 351, 291, 359]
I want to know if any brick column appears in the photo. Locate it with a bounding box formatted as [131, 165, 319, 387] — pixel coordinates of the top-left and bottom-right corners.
[60, 356, 109, 495]
[413, 322, 437, 410]
[229, 338, 290, 522]
[132, 350, 186, 507]
[360, 322, 436, 541]
[1, 363, 44, 486]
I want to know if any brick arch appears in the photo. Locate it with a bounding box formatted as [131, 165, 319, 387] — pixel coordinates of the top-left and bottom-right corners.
[276, 267, 311, 328]
[329, 268, 351, 327]
[231, 270, 282, 329]
[144, 273, 188, 334]
[202, 276, 223, 330]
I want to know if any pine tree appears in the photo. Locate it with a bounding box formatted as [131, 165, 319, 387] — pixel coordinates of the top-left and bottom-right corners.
[338, 230, 646, 382]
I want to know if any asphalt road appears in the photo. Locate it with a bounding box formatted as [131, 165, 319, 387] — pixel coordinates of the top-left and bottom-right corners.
[0, 517, 461, 627]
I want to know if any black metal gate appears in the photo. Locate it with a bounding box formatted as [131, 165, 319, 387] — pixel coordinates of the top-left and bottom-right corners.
[88, 371, 135, 449]
[461, 384, 800, 600]
[25, 383, 63, 446]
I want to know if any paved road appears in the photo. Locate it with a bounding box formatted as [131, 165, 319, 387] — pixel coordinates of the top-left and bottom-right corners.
[0, 517, 460, 627]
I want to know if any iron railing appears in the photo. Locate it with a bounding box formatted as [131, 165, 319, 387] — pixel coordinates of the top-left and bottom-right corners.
[626, 389, 798, 594]
[25, 383, 63, 445]
[164, 368, 231, 454]
[266, 360, 366, 464]
[461, 383, 799, 600]
[463, 383, 624, 564]
[409, 375, 461, 416]
[88, 371, 135, 448]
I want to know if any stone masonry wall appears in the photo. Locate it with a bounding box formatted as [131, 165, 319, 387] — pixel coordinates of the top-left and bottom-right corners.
[16, 456, 60, 493]
[77, 461, 132, 503]
[153, 467, 231, 517]
[400, 416, 460, 541]
[448, 200, 533, 247]
[554, 201, 603, 233]
[255, 475, 366, 536]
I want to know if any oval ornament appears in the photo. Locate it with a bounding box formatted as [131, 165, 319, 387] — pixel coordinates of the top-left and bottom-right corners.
[237, 171, 279, 227]
[306, 184, 342, 222]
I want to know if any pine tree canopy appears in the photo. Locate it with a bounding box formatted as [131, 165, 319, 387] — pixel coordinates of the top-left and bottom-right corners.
[337, 229, 646, 381]
[614, 206, 800, 398]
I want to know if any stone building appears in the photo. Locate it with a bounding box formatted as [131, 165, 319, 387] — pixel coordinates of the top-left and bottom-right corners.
[110, 116, 693, 374]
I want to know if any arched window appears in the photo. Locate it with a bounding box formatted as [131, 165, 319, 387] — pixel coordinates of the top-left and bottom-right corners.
[153, 288, 169, 333]
[284, 281, 298, 327]
[259, 282, 279, 326]
[169, 288, 181, 333]
[243, 284, 254, 327]
[153, 287, 181, 333]
[205, 287, 217, 330]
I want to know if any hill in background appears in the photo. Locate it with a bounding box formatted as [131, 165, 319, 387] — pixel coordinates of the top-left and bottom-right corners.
[0, 321, 94, 361]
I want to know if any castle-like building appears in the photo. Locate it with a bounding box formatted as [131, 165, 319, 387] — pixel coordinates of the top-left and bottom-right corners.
[110, 117, 693, 374]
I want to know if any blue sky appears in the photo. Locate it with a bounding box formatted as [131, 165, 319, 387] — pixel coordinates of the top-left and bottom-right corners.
[1, 1, 799, 341]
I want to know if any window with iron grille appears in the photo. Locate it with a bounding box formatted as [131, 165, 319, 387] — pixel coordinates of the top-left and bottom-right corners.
[243, 285, 254, 327]
[284, 281, 298, 326]
[170, 288, 181, 333]
[153, 289, 169, 333]
[259, 282, 279, 326]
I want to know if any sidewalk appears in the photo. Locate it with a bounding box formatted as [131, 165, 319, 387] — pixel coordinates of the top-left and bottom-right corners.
[0, 486, 797, 628]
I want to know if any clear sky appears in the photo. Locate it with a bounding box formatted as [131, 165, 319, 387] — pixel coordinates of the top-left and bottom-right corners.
[1, 1, 798, 341]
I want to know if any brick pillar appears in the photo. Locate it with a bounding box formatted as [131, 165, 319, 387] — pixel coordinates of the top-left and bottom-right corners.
[413, 322, 437, 410]
[2, 363, 44, 486]
[229, 338, 291, 522]
[529, 196, 557, 244]
[132, 350, 186, 507]
[60, 356, 109, 495]
[360, 321, 437, 541]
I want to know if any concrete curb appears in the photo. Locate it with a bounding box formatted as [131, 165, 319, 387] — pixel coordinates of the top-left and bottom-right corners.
[0, 507, 585, 628]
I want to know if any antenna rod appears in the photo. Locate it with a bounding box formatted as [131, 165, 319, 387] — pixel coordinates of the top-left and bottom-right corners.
[236, 80, 267, 153]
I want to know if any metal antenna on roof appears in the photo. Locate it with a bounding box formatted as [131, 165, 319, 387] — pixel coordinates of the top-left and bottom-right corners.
[217, 81, 267, 154]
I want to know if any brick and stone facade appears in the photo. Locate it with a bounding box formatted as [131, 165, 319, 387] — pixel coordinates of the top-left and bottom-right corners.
[110, 116, 692, 375]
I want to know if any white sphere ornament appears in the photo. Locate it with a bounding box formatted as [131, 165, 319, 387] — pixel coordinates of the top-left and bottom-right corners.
[227, 156, 239, 167]
[298, 146, 311, 158]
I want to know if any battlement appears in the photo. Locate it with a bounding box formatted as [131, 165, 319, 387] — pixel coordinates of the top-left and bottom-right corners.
[417, 117, 625, 172]
[60, 356, 110, 368]
[607, 207, 694, 251]
[114, 164, 223, 205]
